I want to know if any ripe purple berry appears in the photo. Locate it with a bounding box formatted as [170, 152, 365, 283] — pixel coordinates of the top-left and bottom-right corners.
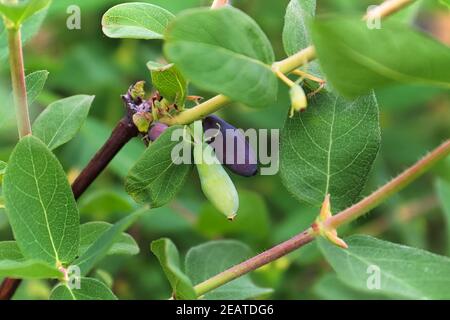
[148, 122, 169, 142]
[203, 115, 258, 177]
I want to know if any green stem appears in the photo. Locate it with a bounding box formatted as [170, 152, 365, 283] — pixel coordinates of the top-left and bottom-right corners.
[162, 95, 230, 126]
[8, 26, 31, 138]
[194, 139, 450, 297]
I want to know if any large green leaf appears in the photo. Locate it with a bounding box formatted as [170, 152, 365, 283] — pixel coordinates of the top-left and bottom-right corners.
[164, 7, 277, 108]
[72, 211, 142, 276]
[282, 0, 316, 56]
[0, 0, 50, 27]
[319, 235, 450, 299]
[50, 277, 117, 300]
[0, 241, 22, 260]
[26, 70, 48, 105]
[311, 17, 450, 98]
[151, 238, 196, 300]
[147, 61, 187, 106]
[102, 2, 174, 40]
[280, 91, 380, 211]
[79, 221, 139, 257]
[33, 95, 94, 150]
[0, 241, 62, 279]
[185, 240, 273, 300]
[125, 126, 192, 208]
[3, 136, 79, 266]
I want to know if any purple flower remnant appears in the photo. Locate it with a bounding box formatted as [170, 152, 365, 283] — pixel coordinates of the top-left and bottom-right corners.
[121, 82, 163, 119]
[203, 115, 258, 177]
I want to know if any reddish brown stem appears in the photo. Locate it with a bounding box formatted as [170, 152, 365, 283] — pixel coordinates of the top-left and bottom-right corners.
[72, 117, 139, 199]
[0, 278, 21, 300]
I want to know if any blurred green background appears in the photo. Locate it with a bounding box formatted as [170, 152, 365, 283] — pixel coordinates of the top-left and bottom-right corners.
[0, 0, 449, 299]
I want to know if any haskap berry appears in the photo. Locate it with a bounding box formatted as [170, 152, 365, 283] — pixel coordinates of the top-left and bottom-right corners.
[203, 115, 258, 177]
[148, 122, 169, 142]
[191, 121, 239, 220]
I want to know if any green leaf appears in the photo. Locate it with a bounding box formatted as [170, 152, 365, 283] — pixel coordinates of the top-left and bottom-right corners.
[319, 235, 450, 299]
[185, 240, 273, 300]
[0, 0, 50, 27]
[0, 241, 23, 261]
[26, 70, 48, 105]
[436, 179, 450, 254]
[282, 0, 316, 56]
[33, 95, 94, 150]
[150, 238, 196, 300]
[79, 221, 139, 257]
[196, 190, 270, 242]
[164, 7, 277, 108]
[3, 136, 79, 266]
[0, 241, 62, 279]
[147, 61, 187, 106]
[125, 126, 192, 208]
[0, 259, 62, 279]
[72, 211, 142, 276]
[280, 91, 380, 211]
[50, 277, 117, 300]
[311, 17, 450, 98]
[101, 2, 174, 40]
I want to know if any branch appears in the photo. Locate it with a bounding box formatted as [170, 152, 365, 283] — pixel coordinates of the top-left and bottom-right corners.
[72, 117, 138, 199]
[160, 0, 415, 126]
[194, 139, 450, 297]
